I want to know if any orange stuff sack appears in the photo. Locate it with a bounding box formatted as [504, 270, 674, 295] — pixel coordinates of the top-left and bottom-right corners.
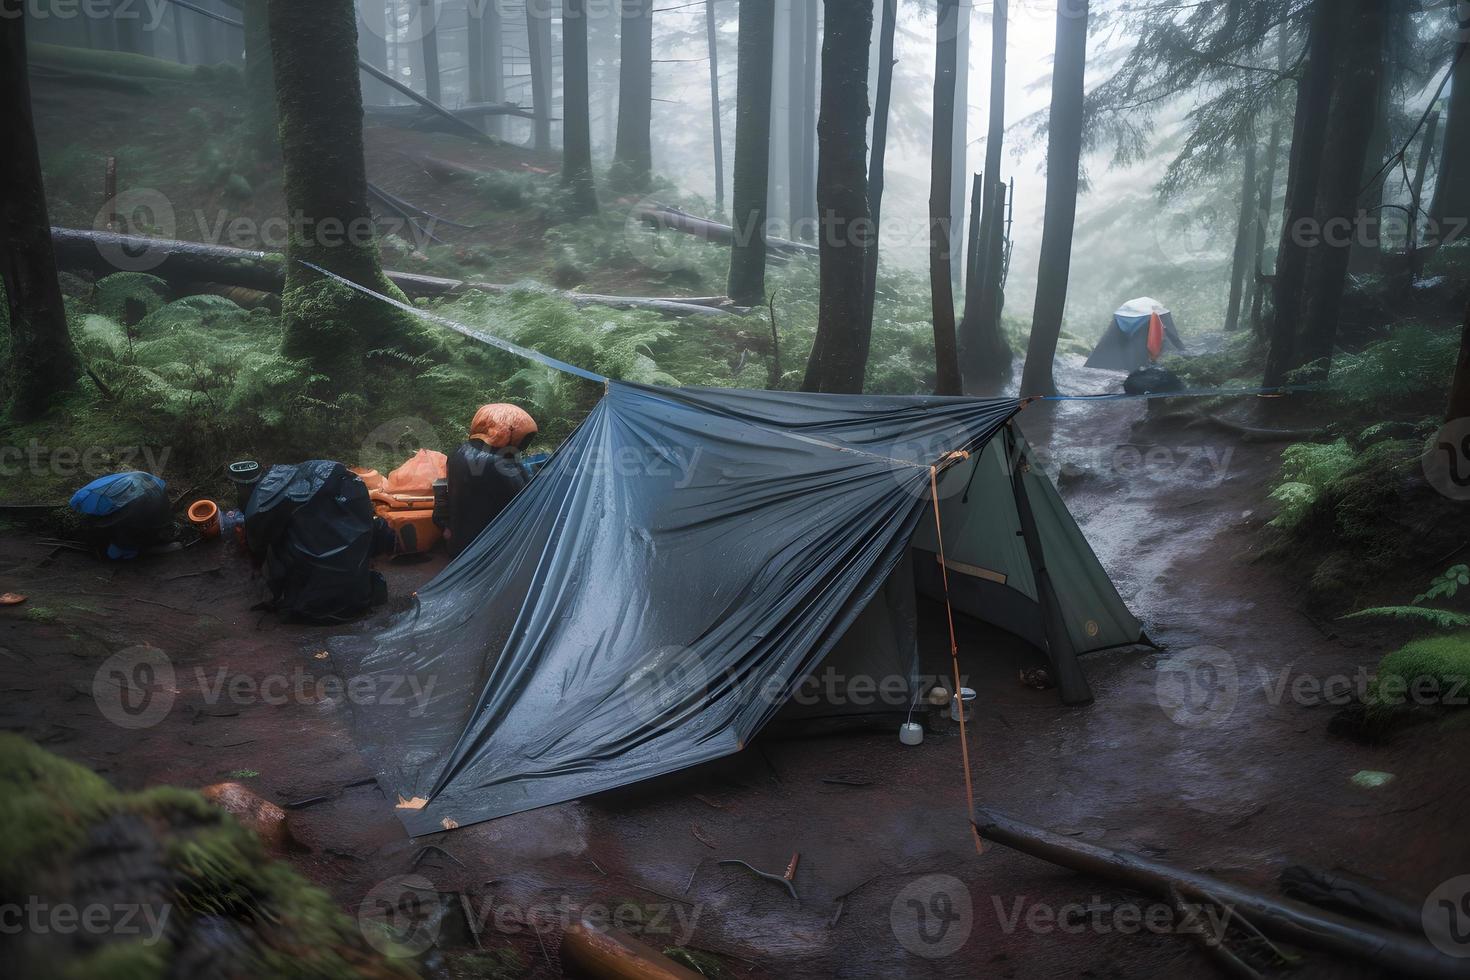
[470, 404, 538, 450]
[384, 449, 447, 496]
[370, 450, 448, 554]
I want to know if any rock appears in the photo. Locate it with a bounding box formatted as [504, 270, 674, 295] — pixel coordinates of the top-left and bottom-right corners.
[1123, 366, 1183, 396]
[200, 782, 298, 852]
[1058, 461, 1091, 487]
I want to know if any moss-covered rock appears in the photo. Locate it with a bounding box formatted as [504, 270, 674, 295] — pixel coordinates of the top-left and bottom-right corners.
[0, 736, 416, 980]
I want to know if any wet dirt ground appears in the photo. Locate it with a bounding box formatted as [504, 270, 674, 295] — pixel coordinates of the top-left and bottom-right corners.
[3, 370, 1468, 979]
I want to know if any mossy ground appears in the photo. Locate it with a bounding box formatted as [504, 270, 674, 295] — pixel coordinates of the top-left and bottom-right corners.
[0, 735, 416, 979]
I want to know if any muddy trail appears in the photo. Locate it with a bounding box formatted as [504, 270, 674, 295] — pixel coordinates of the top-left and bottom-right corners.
[2, 367, 1466, 979]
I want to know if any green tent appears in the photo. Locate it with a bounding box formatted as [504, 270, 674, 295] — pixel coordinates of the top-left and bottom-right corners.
[909, 425, 1146, 704]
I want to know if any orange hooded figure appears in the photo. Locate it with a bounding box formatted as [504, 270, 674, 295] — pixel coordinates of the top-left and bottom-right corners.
[469, 404, 539, 451]
[446, 404, 539, 557]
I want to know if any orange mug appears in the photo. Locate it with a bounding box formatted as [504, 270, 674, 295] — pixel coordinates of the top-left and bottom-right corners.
[188, 499, 221, 539]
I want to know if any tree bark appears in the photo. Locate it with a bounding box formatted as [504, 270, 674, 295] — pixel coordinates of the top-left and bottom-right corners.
[860, 0, 897, 333]
[1224, 128, 1257, 332]
[958, 0, 1012, 388]
[706, 0, 725, 210]
[1429, 7, 1470, 234]
[614, 0, 654, 186]
[801, 0, 873, 394]
[526, 0, 553, 151]
[928, 0, 964, 396]
[2, 3, 80, 417]
[1020, 0, 1088, 398]
[1263, 0, 1339, 389]
[727, 0, 776, 307]
[242, 0, 277, 158]
[266, 0, 413, 363]
[1285, 0, 1386, 384]
[561, 0, 598, 216]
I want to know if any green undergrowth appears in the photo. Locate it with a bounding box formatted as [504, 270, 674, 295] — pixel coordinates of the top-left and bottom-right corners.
[0, 735, 416, 979]
[1364, 632, 1470, 727]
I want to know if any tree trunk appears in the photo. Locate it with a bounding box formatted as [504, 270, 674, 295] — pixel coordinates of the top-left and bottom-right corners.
[798, 0, 818, 239]
[420, 5, 441, 103]
[1449, 298, 1470, 423]
[1279, 0, 1386, 384]
[1408, 110, 1441, 263]
[928, 0, 964, 396]
[786, 0, 817, 239]
[1020, 0, 1088, 398]
[526, 0, 553, 151]
[706, 0, 725, 210]
[727, 0, 776, 307]
[860, 0, 897, 332]
[561, 0, 598, 215]
[1348, 1, 1400, 275]
[1249, 27, 1288, 337]
[242, 0, 277, 158]
[267, 0, 413, 364]
[958, 0, 1012, 388]
[1224, 127, 1257, 332]
[614, 0, 654, 186]
[1429, 8, 1470, 234]
[801, 0, 873, 394]
[1263, 0, 1339, 388]
[467, 0, 505, 137]
[2, 4, 80, 417]
[948, 1, 969, 297]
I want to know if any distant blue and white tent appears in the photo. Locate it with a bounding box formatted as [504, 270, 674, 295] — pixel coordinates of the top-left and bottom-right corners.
[1085, 297, 1185, 371]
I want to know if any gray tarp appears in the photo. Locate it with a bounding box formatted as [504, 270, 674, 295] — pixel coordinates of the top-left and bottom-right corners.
[331, 382, 1018, 834]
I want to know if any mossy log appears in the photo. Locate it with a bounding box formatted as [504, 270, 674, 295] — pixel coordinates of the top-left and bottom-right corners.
[50, 228, 742, 319]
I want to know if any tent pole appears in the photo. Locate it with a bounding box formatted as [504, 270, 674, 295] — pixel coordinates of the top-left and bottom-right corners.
[1006, 425, 1094, 706]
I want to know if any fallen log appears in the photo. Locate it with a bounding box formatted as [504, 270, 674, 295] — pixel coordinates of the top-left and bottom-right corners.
[972, 807, 1466, 979]
[1279, 865, 1425, 935]
[633, 204, 819, 258]
[560, 917, 702, 980]
[365, 101, 540, 126]
[50, 228, 740, 319]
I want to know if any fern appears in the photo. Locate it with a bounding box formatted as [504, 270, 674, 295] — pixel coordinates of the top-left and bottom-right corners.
[1342, 607, 1470, 629]
[1416, 565, 1470, 606]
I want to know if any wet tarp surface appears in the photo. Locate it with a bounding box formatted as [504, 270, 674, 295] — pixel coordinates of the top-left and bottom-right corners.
[333, 382, 1018, 834]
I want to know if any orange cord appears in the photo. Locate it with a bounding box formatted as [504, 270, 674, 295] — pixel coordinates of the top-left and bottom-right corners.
[930, 464, 984, 855]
